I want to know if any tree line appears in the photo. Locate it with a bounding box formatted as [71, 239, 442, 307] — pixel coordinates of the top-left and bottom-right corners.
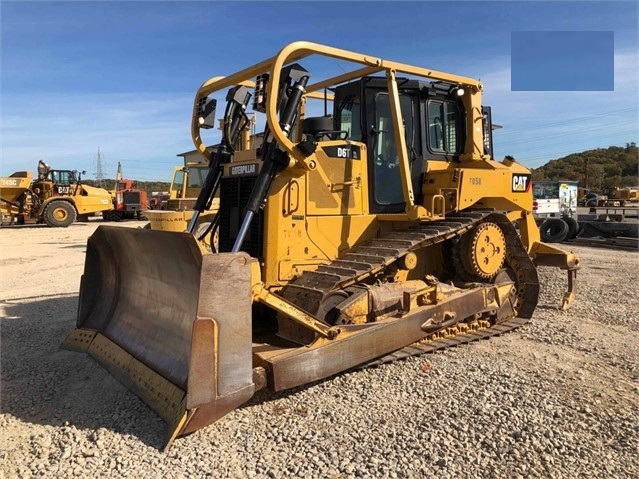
[82, 179, 172, 195]
[531, 143, 638, 193]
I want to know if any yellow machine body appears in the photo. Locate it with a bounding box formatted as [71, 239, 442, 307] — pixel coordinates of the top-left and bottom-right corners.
[612, 186, 638, 202]
[0, 171, 34, 225]
[63, 41, 580, 449]
[145, 163, 220, 249]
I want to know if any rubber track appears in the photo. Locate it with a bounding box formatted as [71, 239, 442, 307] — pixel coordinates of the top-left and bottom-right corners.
[280, 211, 540, 366]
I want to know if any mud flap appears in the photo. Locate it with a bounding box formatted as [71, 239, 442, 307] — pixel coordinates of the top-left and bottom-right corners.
[62, 226, 255, 449]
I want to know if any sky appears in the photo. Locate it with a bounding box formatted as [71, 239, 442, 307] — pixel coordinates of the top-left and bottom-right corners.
[511, 31, 615, 91]
[1, 1, 637, 182]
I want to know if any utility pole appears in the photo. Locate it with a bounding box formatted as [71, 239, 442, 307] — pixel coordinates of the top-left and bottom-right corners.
[584, 157, 589, 189]
[95, 147, 107, 188]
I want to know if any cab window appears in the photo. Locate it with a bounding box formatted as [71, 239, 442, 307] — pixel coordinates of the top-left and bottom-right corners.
[188, 167, 207, 188]
[336, 97, 362, 140]
[427, 100, 463, 154]
[172, 170, 185, 198]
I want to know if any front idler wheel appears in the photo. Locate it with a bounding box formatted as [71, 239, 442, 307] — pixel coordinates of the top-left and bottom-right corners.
[315, 291, 351, 325]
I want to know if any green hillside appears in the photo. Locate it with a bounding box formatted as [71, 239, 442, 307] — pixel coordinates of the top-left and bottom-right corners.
[531, 143, 638, 192]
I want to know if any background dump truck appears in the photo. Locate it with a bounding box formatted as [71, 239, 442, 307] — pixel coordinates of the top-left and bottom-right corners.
[63, 41, 580, 449]
[0, 161, 113, 227]
[533, 180, 580, 243]
[0, 171, 34, 226]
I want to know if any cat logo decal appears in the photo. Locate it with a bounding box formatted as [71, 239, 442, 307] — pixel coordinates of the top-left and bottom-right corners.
[512, 174, 532, 193]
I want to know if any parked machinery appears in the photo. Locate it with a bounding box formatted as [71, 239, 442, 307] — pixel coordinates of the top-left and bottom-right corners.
[600, 186, 639, 207]
[64, 41, 580, 448]
[0, 161, 113, 227]
[102, 162, 148, 221]
[148, 191, 170, 210]
[0, 171, 33, 226]
[579, 187, 639, 208]
[142, 156, 220, 250]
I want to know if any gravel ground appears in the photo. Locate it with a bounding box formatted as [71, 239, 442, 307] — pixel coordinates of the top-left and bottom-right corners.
[1, 221, 638, 479]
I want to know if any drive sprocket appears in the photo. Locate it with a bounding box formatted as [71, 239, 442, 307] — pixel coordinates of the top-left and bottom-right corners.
[458, 222, 506, 280]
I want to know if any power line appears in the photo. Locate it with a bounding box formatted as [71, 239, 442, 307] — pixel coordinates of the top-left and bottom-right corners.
[495, 107, 637, 136]
[500, 130, 636, 153]
[497, 120, 637, 147]
[101, 158, 178, 165]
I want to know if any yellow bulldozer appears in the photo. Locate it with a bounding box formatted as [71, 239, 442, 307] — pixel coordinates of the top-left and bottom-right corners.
[63, 41, 580, 449]
[0, 161, 113, 227]
[143, 155, 221, 251]
[610, 186, 638, 204]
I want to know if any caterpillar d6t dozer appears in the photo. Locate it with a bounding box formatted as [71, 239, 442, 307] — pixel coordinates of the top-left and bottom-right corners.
[63, 41, 580, 449]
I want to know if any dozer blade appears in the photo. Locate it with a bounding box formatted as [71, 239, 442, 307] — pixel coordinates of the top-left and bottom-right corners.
[62, 226, 256, 449]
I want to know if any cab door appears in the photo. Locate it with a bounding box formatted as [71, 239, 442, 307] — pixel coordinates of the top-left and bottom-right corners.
[364, 85, 422, 214]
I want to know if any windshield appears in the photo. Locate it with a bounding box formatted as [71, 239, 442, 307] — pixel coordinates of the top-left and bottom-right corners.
[533, 182, 560, 200]
[50, 170, 76, 185]
[188, 166, 208, 188]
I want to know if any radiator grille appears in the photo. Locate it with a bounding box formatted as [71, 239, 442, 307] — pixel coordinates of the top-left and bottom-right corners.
[219, 176, 263, 259]
[123, 191, 141, 207]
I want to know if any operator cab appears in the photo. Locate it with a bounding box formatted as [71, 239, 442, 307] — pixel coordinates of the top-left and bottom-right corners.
[331, 77, 467, 214]
[47, 170, 77, 185]
[33, 165, 80, 196]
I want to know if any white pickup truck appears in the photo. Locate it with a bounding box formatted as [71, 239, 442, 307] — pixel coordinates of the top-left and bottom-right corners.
[532, 180, 579, 242]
